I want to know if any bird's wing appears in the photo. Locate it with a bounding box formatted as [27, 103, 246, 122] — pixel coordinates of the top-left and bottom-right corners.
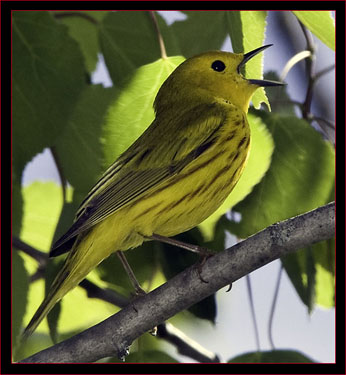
[51, 103, 229, 256]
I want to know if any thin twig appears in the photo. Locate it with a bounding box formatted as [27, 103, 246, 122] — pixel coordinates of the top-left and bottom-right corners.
[312, 116, 335, 130]
[268, 264, 283, 349]
[311, 117, 335, 144]
[149, 11, 167, 59]
[298, 22, 316, 120]
[157, 323, 220, 363]
[315, 64, 335, 81]
[246, 275, 260, 351]
[53, 11, 99, 25]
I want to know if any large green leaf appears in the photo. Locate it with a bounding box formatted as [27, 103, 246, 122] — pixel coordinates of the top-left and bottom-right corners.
[102, 56, 185, 166]
[99, 11, 179, 85]
[199, 114, 274, 240]
[12, 251, 29, 355]
[171, 11, 227, 57]
[12, 11, 86, 174]
[228, 114, 335, 238]
[51, 85, 118, 249]
[55, 84, 117, 194]
[226, 11, 270, 109]
[293, 11, 335, 51]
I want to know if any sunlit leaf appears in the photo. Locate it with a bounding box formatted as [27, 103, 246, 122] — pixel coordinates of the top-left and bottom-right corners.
[226, 11, 270, 109]
[228, 115, 335, 238]
[293, 11, 335, 51]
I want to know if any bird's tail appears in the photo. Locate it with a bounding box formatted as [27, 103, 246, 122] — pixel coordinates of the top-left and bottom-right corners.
[22, 223, 118, 340]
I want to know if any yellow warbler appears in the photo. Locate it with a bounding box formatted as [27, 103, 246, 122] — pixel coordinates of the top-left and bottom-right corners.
[24, 45, 283, 338]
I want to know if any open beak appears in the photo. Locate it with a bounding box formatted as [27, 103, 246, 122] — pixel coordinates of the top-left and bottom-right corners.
[238, 44, 285, 87]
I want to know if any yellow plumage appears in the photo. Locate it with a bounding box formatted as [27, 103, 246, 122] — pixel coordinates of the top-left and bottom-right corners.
[24, 46, 282, 338]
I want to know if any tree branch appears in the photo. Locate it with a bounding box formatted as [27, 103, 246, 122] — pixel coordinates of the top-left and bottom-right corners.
[12, 237, 47, 267]
[13, 240, 221, 362]
[19, 202, 335, 363]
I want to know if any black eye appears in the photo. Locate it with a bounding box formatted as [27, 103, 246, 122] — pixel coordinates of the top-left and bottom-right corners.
[211, 60, 226, 72]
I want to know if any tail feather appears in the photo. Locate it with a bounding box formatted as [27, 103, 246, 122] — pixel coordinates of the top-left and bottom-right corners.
[22, 227, 113, 340]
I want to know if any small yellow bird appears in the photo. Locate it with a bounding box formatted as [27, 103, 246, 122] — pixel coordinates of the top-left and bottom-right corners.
[23, 45, 283, 338]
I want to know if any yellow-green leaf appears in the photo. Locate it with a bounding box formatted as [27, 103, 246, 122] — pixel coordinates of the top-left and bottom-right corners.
[226, 11, 270, 109]
[293, 11, 335, 51]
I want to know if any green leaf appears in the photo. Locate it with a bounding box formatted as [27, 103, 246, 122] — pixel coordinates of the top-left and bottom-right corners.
[55, 84, 117, 193]
[281, 247, 316, 312]
[228, 349, 315, 363]
[312, 239, 335, 308]
[102, 56, 185, 166]
[228, 115, 335, 238]
[12, 251, 29, 353]
[199, 113, 274, 240]
[171, 11, 227, 57]
[293, 11, 335, 51]
[20, 182, 64, 252]
[12, 11, 86, 175]
[99, 11, 179, 85]
[13, 169, 23, 237]
[54, 11, 108, 73]
[282, 229, 334, 311]
[226, 11, 270, 109]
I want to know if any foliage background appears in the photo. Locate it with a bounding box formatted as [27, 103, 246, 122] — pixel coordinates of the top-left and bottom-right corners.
[12, 10, 335, 363]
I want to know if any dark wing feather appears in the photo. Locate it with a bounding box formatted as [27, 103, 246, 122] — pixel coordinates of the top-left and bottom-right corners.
[50, 103, 227, 256]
